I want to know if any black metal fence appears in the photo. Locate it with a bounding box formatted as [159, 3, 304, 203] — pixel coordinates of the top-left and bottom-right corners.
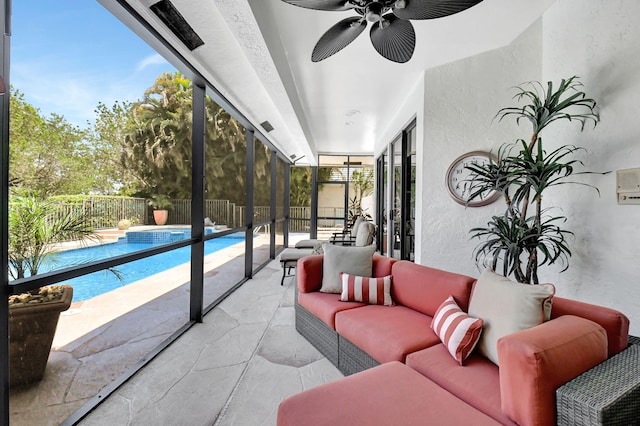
[43, 197, 343, 233]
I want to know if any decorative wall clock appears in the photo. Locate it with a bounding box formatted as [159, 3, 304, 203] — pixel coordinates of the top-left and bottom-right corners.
[445, 150, 500, 207]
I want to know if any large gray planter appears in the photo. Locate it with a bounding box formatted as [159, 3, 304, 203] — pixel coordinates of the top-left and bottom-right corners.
[9, 286, 73, 387]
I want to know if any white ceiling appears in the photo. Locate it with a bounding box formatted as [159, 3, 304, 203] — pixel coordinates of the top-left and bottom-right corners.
[103, 0, 557, 165]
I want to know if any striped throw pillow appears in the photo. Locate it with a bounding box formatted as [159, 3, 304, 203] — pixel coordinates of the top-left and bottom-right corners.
[339, 273, 394, 306]
[431, 296, 483, 365]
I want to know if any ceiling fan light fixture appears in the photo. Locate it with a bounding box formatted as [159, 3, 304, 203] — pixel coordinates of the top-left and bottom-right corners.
[281, 0, 485, 63]
[365, 2, 383, 22]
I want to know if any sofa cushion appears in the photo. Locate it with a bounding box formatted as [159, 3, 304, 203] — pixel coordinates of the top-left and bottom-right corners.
[340, 273, 393, 306]
[298, 291, 365, 329]
[354, 222, 375, 246]
[335, 305, 440, 363]
[432, 296, 483, 365]
[468, 269, 555, 365]
[406, 345, 517, 426]
[350, 215, 365, 238]
[277, 361, 503, 426]
[391, 261, 476, 316]
[320, 243, 376, 293]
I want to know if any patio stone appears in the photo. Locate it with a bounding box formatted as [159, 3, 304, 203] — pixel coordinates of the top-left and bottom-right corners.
[213, 355, 304, 426]
[258, 323, 323, 368]
[195, 322, 267, 370]
[11, 249, 343, 425]
[299, 357, 343, 390]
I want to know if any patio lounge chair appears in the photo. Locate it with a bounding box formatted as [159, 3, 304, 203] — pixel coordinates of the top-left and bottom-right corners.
[279, 221, 376, 285]
[294, 215, 367, 249]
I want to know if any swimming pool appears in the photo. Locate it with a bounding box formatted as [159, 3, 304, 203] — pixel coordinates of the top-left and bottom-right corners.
[36, 232, 245, 302]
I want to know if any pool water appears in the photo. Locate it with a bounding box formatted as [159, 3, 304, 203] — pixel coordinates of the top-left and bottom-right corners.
[38, 233, 245, 302]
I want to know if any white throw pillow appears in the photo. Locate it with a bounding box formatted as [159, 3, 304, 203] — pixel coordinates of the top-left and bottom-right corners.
[320, 243, 376, 294]
[468, 269, 555, 365]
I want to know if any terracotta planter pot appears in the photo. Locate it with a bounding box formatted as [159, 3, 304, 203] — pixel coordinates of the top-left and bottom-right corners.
[9, 286, 73, 387]
[153, 209, 169, 225]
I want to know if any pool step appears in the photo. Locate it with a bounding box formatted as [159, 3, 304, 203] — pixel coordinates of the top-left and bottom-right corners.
[97, 229, 127, 243]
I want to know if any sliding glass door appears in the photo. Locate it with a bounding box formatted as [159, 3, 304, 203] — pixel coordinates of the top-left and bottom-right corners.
[376, 119, 416, 261]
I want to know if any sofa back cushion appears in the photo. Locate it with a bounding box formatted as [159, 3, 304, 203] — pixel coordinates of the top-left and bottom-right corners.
[551, 296, 630, 357]
[468, 270, 555, 366]
[355, 222, 375, 247]
[391, 261, 476, 316]
[320, 243, 376, 293]
[297, 253, 396, 294]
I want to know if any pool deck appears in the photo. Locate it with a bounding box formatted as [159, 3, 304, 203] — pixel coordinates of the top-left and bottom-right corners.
[9, 228, 306, 425]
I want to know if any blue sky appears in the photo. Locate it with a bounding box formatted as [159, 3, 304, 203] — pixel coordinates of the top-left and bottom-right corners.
[11, 1, 176, 127]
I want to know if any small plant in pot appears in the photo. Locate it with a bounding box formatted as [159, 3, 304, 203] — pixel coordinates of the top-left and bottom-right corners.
[465, 76, 602, 284]
[8, 195, 100, 387]
[148, 194, 173, 226]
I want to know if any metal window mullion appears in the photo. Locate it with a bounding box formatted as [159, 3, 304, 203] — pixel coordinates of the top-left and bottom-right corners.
[284, 163, 290, 248]
[244, 130, 254, 278]
[0, 1, 10, 421]
[387, 144, 395, 258]
[400, 130, 409, 260]
[310, 166, 318, 239]
[190, 83, 205, 323]
[270, 150, 276, 258]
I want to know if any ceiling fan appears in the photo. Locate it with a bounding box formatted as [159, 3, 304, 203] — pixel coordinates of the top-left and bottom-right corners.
[280, 0, 484, 63]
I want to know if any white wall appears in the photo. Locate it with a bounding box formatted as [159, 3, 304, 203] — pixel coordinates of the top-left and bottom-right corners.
[415, 0, 640, 334]
[539, 0, 640, 333]
[419, 19, 542, 273]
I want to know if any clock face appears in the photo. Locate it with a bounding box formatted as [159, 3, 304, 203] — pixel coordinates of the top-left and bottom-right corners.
[445, 151, 501, 207]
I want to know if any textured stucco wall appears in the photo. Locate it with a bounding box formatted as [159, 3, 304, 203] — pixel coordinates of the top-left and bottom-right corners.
[419, 19, 542, 274]
[415, 0, 640, 334]
[538, 0, 640, 333]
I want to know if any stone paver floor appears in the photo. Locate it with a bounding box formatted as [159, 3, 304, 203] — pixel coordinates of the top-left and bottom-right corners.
[9, 233, 341, 425]
[80, 259, 342, 425]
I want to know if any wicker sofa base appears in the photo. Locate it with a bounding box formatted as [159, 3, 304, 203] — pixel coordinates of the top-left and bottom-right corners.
[338, 335, 381, 376]
[295, 300, 339, 367]
[294, 296, 382, 376]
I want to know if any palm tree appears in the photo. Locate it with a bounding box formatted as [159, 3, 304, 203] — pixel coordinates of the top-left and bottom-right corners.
[8, 195, 100, 281]
[122, 71, 272, 205]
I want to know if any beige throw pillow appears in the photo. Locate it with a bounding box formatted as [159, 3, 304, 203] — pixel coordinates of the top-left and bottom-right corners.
[468, 269, 555, 365]
[320, 243, 376, 294]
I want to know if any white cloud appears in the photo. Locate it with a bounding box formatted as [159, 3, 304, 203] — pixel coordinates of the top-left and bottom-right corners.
[135, 54, 169, 73]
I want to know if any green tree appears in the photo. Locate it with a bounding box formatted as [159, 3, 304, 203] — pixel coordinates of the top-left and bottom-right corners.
[9, 89, 100, 196]
[290, 167, 312, 206]
[122, 71, 271, 205]
[289, 167, 334, 207]
[350, 168, 374, 202]
[89, 100, 136, 195]
[122, 72, 194, 198]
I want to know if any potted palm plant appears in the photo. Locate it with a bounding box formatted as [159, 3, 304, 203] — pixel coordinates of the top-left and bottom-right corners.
[465, 76, 601, 284]
[148, 194, 173, 225]
[8, 195, 99, 386]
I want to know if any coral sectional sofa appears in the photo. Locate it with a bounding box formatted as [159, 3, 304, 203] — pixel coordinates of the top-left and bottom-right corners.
[280, 252, 631, 426]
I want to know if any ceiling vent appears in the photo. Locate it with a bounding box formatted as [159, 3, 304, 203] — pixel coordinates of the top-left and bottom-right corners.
[260, 121, 274, 133]
[150, 0, 204, 51]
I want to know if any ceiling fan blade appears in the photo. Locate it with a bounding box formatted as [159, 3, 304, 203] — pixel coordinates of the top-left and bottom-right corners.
[312, 17, 367, 62]
[280, 0, 354, 12]
[370, 14, 415, 63]
[393, 0, 483, 20]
